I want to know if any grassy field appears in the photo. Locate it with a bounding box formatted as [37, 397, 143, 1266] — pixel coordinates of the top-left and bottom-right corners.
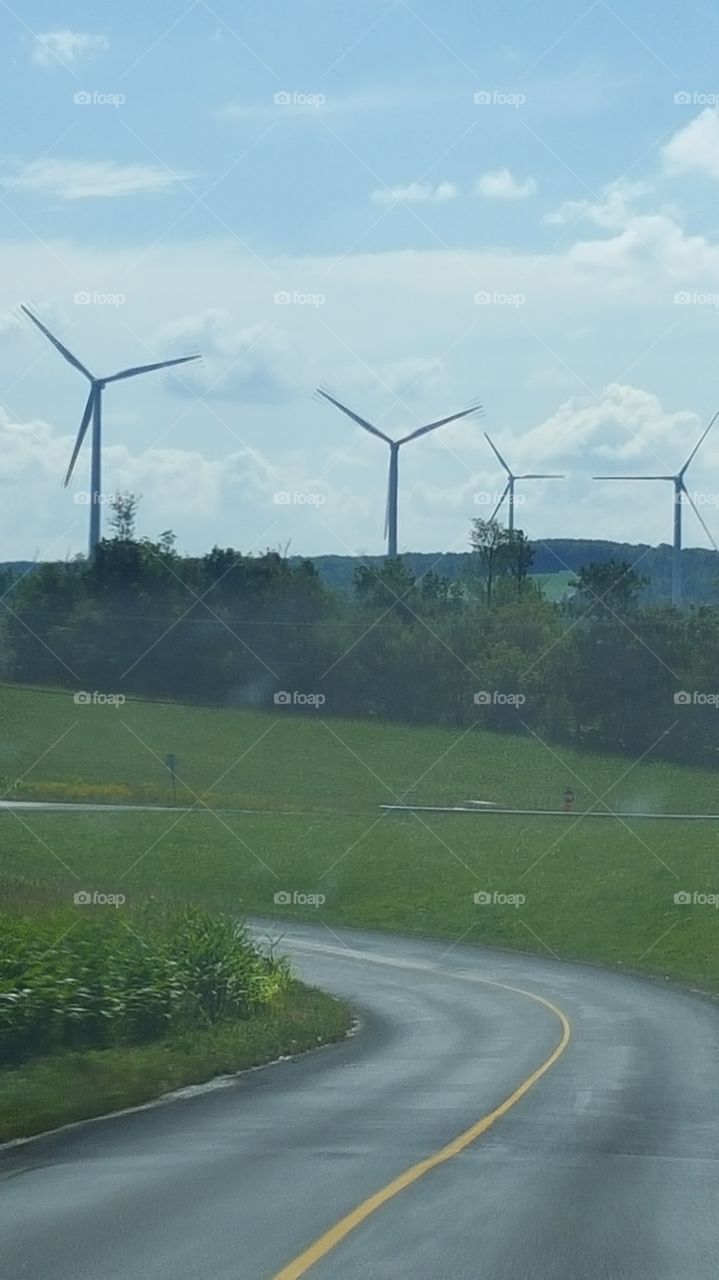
[2, 682, 719, 994]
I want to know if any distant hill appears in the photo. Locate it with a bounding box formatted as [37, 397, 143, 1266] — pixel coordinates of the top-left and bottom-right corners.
[0, 562, 36, 577]
[303, 540, 719, 604]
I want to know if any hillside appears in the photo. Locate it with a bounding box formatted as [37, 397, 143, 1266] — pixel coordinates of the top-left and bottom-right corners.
[303, 540, 718, 601]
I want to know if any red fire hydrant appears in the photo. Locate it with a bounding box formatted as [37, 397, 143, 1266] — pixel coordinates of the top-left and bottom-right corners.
[563, 787, 575, 814]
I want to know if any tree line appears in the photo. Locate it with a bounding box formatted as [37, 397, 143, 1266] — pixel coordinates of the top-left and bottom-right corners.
[1, 496, 718, 769]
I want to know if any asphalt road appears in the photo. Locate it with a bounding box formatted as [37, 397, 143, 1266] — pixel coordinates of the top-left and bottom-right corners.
[2, 921, 718, 1279]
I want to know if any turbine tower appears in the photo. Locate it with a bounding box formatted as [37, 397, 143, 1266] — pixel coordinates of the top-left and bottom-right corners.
[593, 411, 719, 606]
[22, 305, 200, 559]
[484, 432, 564, 531]
[317, 389, 483, 557]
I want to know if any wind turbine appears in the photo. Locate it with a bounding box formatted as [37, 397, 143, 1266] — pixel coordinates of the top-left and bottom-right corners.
[484, 432, 564, 532]
[21, 305, 201, 558]
[593, 411, 719, 606]
[317, 388, 483, 556]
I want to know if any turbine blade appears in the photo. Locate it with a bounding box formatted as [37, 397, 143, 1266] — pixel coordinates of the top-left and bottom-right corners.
[682, 485, 719, 552]
[483, 431, 511, 475]
[489, 480, 511, 523]
[680, 409, 719, 477]
[63, 389, 95, 487]
[316, 389, 392, 443]
[516, 473, 565, 480]
[104, 354, 201, 383]
[21, 305, 93, 380]
[592, 475, 673, 481]
[398, 403, 483, 445]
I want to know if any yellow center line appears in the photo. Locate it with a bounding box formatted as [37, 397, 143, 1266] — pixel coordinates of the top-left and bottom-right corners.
[272, 957, 572, 1279]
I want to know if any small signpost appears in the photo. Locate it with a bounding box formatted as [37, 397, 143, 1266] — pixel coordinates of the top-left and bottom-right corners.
[164, 753, 179, 805]
[563, 787, 575, 814]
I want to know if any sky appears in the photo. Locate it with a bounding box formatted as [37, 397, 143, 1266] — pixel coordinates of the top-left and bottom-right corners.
[2, 0, 719, 562]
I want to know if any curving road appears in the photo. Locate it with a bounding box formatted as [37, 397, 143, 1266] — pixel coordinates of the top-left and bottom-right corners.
[1, 921, 718, 1278]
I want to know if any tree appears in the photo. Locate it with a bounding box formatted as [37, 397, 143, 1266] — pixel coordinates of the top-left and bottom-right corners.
[353, 557, 417, 620]
[505, 528, 534, 593]
[469, 519, 525, 607]
[571, 559, 648, 616]
[109, 493, 140, 542]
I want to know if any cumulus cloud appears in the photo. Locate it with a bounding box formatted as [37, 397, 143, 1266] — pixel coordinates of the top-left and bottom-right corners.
[524, 384, 699, 471]
[4, 159, 188, 201]
[31, 30, 108, 68]
[544, 180, 649, 230]
[476, 169, 536, 200]
[0, 410, 67, 483]
[159, 310, 296, 402]
[370, 181, 458, 205]
[662, 108, 719, 180]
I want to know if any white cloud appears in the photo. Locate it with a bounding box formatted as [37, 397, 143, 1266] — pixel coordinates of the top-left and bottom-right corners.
[524, 384, 698, 470]
[160, 309, 297, 402]
[544, 180, 649, 229]
[370, 181, 458, 205]
[217, 87, 443, 123]
[0, 312, 21, 339]
[3, 159, 189, 201]
[476, 169, 536, 200]
[31, 30, 108, 68]
[662, 108, 719, 180]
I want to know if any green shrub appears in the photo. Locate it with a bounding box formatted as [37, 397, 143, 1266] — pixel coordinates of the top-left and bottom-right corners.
[0, 903, 289, 1067]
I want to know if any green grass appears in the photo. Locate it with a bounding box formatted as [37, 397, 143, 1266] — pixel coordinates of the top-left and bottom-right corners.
[0, 982, 352, 1142]
[2, 682, 719, 1001]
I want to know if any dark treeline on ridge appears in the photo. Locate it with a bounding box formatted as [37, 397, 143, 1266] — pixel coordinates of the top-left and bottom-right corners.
[307, 540, 719, 602]
[1, 506, 718, 771]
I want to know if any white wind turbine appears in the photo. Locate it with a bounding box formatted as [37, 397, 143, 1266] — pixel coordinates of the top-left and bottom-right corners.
[593, 411, 719, 606]
[317, 388, 483, 556]
[484, 432, 564, 532]
[22, 305, 201, 558]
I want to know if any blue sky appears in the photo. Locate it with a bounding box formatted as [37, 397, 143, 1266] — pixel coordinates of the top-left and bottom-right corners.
[2, 0, 719, 560]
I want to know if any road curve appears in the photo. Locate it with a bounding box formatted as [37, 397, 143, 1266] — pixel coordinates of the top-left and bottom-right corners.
[1, 921, 718, 1279]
